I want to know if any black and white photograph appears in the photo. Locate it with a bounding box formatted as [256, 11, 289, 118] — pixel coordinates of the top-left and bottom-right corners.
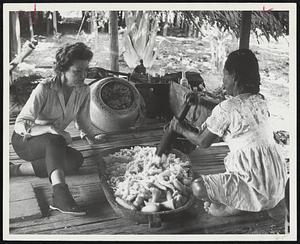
[3, 2, 297, 241]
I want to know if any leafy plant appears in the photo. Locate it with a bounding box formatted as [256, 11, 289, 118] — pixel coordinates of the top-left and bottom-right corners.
[123, 11, 160, 69]
[201, 20, 235, 72]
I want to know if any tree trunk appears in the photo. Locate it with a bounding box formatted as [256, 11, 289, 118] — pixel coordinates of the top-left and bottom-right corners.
[194, 18, 199, 38]
[109, 11, 119, 72]
[188, 22, 193, 37]
[180, 15, 184, 29]
[46, 12, 51, 36]
[121, 11, 126, 28]
[28, 12, 34, 39]
[239, 11, 252, 49]
[163, 11, 169, 36]
[184, 20, 189, 37]
[52, 11, 57, 34]
[91, 11, 98, 47]
[173, 12, 177, 27]
[177, 12, 182, 28]
[10, 11, 21, 61]
[91, 11, 98, 36]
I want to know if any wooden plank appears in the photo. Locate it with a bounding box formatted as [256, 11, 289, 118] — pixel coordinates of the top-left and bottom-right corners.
[31, 206, 278, 234]
[11, 119, 261, 234]
[9, 183, 115, 229]
[9, 183, 37, 202]
[10, 197, 285, 235]
[9, 183, 42, 222]
[10, 198, 42, 223]
[10, 181, 119, 234]
[9, 137, 229, 178]
[9, 120, 165, 144]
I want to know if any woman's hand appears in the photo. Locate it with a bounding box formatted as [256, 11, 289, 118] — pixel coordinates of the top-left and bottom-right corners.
[94, 134, 107, 141]
[24, 120, 35, 131]
[169, 117, 185, 135]
[17, 120, 35, 139]
[84, 134, 107, 145]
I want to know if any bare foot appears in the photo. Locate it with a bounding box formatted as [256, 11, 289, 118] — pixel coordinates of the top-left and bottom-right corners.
[205, 202, 242, 217]
[203, 201, 211, 213]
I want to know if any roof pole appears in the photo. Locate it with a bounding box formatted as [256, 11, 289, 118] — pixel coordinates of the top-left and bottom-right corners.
[239, 11, 252, 49]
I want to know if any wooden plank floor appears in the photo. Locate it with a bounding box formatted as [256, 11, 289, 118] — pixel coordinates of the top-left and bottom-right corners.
[8, 120, 287, 234]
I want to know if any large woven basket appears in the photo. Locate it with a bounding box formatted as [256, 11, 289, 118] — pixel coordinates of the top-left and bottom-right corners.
[97, 145, 195, 227]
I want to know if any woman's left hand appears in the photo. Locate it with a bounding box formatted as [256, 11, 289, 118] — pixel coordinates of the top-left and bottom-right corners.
[169, 117, 184, 135]
[94, 134, 107, 141]
[84, 134, 107, 145]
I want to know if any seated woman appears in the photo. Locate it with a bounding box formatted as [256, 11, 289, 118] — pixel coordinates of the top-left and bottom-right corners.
[10, 42, 105, 216]
[169, 49, 288, 216]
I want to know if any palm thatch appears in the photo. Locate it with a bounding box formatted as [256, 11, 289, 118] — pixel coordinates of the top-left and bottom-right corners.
[185, 11, 288, 42]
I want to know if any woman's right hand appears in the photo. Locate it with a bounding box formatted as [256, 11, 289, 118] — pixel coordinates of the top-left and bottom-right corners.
[169, 117, 185, 135]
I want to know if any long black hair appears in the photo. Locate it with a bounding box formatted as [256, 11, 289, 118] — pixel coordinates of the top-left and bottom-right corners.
[54, 42, 93, 75]
[224, 49, 261, 94]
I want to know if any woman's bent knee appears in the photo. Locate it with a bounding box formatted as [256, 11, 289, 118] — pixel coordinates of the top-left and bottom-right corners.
[45, 134, 66, 146]
[64, 149, 84, 174]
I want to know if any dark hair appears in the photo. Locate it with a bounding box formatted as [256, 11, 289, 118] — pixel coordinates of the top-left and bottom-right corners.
[224, 49, 261, 94]
[54, 42, 93, 74]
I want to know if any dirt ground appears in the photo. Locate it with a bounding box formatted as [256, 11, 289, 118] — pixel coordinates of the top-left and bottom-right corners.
[12, 32, 290, 135]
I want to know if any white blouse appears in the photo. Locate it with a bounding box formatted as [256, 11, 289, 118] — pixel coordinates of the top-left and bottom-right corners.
[202, 93, 288, 211]
[14, 76, 102, 138]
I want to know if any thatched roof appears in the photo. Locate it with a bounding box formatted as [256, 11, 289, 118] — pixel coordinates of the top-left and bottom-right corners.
[184, 11, 288, 42]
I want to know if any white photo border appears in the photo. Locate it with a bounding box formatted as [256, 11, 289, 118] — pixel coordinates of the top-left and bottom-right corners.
[3, 2, 297, 241]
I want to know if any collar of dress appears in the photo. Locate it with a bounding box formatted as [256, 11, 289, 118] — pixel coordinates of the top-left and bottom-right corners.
[49, 76, 84, 94]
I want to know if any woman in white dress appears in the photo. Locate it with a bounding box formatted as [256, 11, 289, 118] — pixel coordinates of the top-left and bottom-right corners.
[169, 49, 288, 216]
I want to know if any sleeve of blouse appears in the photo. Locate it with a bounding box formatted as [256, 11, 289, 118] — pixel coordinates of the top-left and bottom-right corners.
[75, 90, 104, 138]
[203, 101, 230, 137]
[14, 83, 46, 135]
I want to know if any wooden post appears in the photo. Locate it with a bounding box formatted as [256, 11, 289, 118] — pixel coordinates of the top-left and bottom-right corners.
[52, 11, 57, 34]
[109, 11, 119, 72]
[9, 11, 21, 61]
[239, 11, 252, 49]
[28, 12, 34, 39]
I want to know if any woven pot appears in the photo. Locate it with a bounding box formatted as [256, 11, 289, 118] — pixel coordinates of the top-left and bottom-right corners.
[97, 146, 195, 227]
[90, 77, 142, 132]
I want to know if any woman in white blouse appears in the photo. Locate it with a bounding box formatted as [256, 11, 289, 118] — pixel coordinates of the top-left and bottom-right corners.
[11, 42, 104, 215]
[170, 49, 287, 217]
